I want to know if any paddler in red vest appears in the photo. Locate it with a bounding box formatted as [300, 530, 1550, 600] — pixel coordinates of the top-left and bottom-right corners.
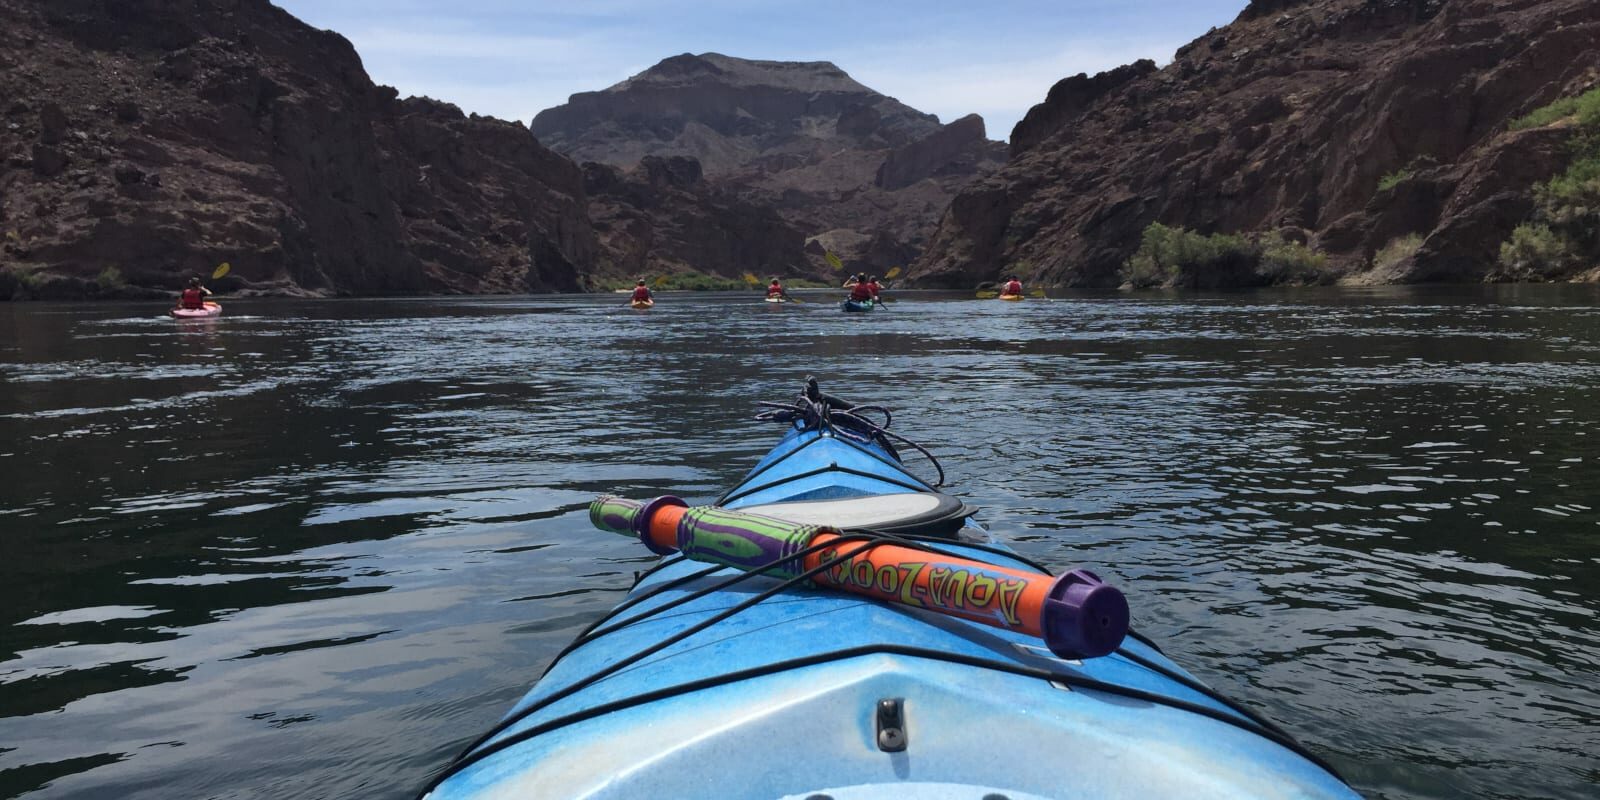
[630, 280, 653, 304]
[766, 278, 785, 299]
[848, 277, 875, 303]
[178, 276, 211, 310]
[866, 275, 883, 301]
[1001, 276, 1023, 297]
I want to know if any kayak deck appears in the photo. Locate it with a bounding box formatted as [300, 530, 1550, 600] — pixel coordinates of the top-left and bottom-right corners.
[420, 381, 1357, 800]
[428, 544, 1352, 799]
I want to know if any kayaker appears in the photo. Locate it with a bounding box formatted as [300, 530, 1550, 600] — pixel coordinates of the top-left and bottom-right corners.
[866, 275, 883, 301]
[766, 278, 785, 299]
[847, 278, 875, 303]
[630, 280, 653, 304]
[1002, 276, 1023, 296]
[177, 277, 211, 310]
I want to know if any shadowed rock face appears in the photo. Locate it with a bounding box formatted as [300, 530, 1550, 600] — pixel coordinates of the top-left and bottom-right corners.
[911, 0, 1600, 288]
[0, 0, 595, 298]
[531, 52, 1007, 276]
[581, 156, 812, 286]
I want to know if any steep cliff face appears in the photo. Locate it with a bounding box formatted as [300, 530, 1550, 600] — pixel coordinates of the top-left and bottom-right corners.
[532, 53, 1007, 276]
[0, 0, 595, 299]
[581, 155, 812, 285]
[911, 0, 1600, 288]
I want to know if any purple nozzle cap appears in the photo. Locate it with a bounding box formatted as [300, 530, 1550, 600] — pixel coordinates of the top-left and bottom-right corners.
[633, 495, 687, 556]
[1041, 569, 1129, 659]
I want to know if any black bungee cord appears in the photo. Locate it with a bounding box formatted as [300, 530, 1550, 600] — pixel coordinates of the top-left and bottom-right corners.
[415, 383, 1349, 795]
[755, 381, 945, 487]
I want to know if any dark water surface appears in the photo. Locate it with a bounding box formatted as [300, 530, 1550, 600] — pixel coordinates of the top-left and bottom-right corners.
[2, 287, 1597, 800]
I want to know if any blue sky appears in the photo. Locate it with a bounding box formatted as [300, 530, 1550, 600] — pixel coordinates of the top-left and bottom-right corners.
[274, 0, 1251, 141]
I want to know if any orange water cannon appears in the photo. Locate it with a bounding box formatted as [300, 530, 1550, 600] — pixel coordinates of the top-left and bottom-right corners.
[590, 495, 1129, 659]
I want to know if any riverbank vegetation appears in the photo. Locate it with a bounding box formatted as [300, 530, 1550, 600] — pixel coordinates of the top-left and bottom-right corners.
[597, 273, 834, 292]
[1121, 223, 1331, 288]
[1499, 87, 1600, 279]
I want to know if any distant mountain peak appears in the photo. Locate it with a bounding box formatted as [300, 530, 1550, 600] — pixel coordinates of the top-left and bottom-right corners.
[531, 52, 943, 174]
[529, 51, 1006, 279]
[609, 52, 868, 95]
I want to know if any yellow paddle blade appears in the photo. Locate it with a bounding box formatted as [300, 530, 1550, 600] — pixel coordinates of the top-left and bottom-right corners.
[653, 275, 670, 288]
[4, 230, 18, 242]
[975, 290, 999, 299]
[1028, 288, 1046, 297]
[824, 251, 843, 271]
[212, 262, 231, 280]
[885, 266, 902, 280]
[741, 272, 759, 286]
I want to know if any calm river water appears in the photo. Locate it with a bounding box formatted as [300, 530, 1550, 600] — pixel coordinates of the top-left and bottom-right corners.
[1, 287, 1597, 800]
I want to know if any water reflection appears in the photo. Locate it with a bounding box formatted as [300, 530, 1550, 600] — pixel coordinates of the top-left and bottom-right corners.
[1, 286, 1597, 799]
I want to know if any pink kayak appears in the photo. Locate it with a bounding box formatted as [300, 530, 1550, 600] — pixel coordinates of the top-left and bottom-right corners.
[170, 302, 222, 319]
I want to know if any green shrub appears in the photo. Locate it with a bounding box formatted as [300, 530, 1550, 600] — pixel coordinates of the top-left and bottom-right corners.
[1510, 86, 1600, 131]
[1495, 86, 1600, 279]
[1376, 169, 1412, 193]
[96, 266, 126, 289]
[1123, 223, 1253, 287]
[1533, 152, 1600, 239]
[1124, 223, 1331, 288]
[600, 272, 830, 292]
[1125, 224, 1339, 288]
[12, 267, 42, 289]
[658, 272, 752, 291]
[2, 267, 43, 297]
[1258, 233, 1329, 284]
[1498, 223, 1577, 279]
[1373, 233, 1425, 273]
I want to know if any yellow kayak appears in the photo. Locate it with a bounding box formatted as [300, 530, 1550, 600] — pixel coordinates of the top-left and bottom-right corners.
[999, 294, 1024, 301]
[630, 299, 654, 309]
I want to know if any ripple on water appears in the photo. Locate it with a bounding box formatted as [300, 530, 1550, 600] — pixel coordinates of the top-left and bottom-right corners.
[1, 289, 1598, 800]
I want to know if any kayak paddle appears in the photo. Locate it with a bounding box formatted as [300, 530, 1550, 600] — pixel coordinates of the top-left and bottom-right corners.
[212, 262, 231, 280]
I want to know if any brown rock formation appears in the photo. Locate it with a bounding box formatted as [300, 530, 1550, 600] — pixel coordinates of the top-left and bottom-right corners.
[0, 0, 595, 299]
[581, 156, 812, 284]
[911, 0, 1600, 288]
[531, 53, 1007, 273]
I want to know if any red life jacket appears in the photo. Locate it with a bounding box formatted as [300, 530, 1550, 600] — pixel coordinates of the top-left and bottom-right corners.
[1003, 280, 1023, 295]
[180, 288, 205, 309]
[867, 281, 882, 296]
[631, 286, 651, 302]
[767, 283, 783, 297]
[849, 283, 874, 301]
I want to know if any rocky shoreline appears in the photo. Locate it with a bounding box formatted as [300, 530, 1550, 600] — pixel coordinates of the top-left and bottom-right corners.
[908, 0, 1600, 288]
[4, 0, 1598, 300]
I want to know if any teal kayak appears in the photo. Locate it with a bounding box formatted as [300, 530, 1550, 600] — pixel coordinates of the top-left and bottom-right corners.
[419, 379, 1358, 799]
[841, 298, 875, 312]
